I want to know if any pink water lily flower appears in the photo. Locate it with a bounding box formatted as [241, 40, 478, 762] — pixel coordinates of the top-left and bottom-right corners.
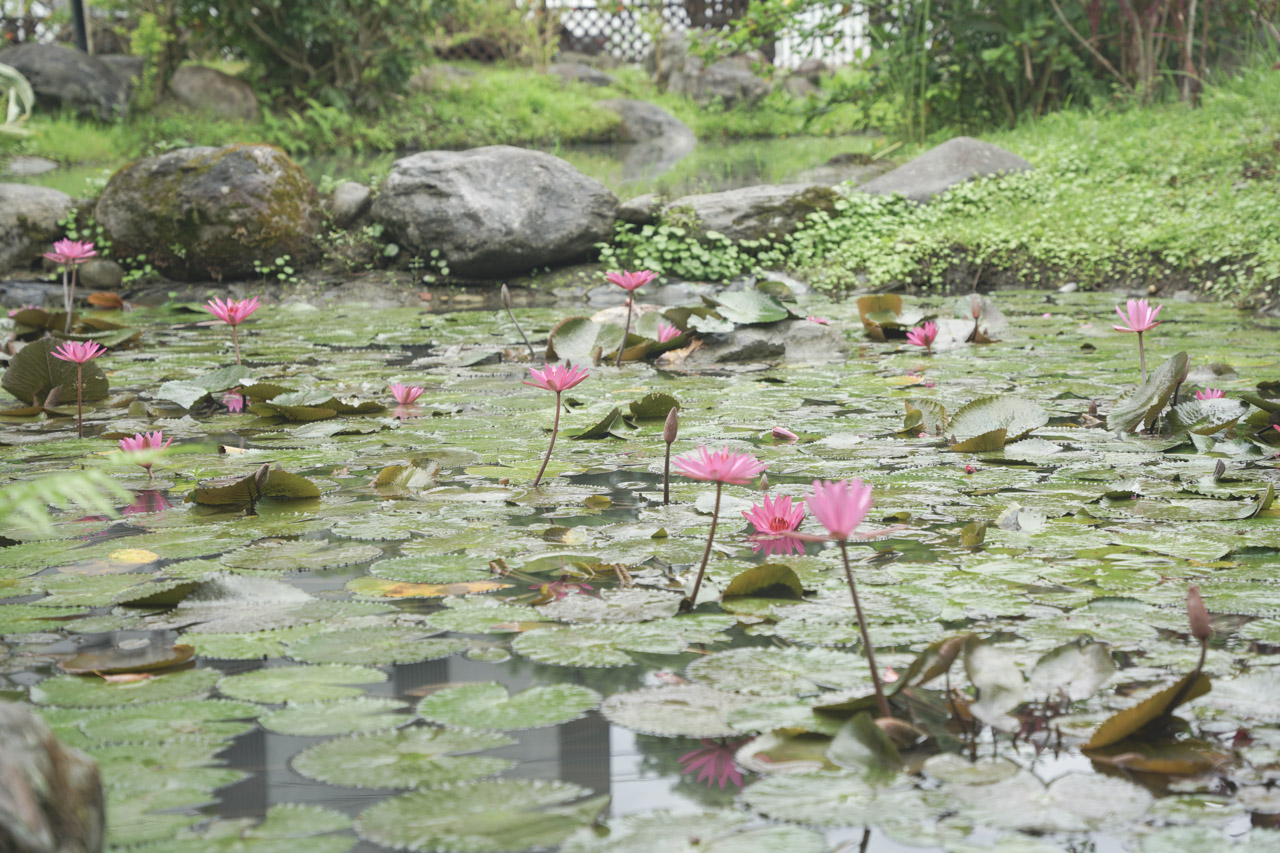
[657, 321, 682, 343]
[804, 477, 889, 718]
[524, 363, 589, 394]
[806, 315, 830, 325]
[222, 391, 246, 413]
[1195, 388, 1225, 400]
[203, 296, 260, 365]
[743, 493, 805, 536]
[606, 270, 657, 292]
[52, 339, 105, 438]
[389, 383, 424, 405]
[607, 270, 657, 367]
[906, 321, 938, 352]
[807, 478, 874, 541]
[678, 738, 748, 790]
[674, 446, 766, 607]
[1114, 298, 1163, 381]
[526, 363, 590, 487]
[772, 426, 799, 443]
[118, 431, 173, 479]
[45, 240, 97, 333]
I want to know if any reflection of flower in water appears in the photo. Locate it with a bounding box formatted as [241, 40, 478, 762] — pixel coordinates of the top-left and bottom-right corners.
[123, 490, 172, 515]
[678, 738, 749, 789]
[749, 535, 806, 557]
[530, 577, 595, 601]
[392, 404, 421, 420]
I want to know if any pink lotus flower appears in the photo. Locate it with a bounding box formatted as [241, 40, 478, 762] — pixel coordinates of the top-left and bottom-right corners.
[222, 392, 246, 413]
[1113, 298, 1162, 334]
[806, 478, 874, 541]
[607, 271, 657, 367]
[806, 316, 830, 325]
[673, 446, 766, 486]
[965, 464, 977, 474]
[51, 340, 106, 364]
[606, 270, 657, 292]
[743, 493, 805, 536]
[526, 364, 590, 487]
[906, 321, 938, 352]
[390, 383, 424, 405]
[657, 321, 682, 343]
[51, 339, 105, 438]
[772, 426, 799, 443]
[1195, 388, 1225, 400]
[118, 431, 173, 479]
[674, 446, 766, 608]
[678, 738, 748, 790]
[204, 296, 260, 326]
[1114, 298, 1163, 381]
[43, 239, 97, 266]
[203, 296, 260, 365]
[805, 477, 889, 718]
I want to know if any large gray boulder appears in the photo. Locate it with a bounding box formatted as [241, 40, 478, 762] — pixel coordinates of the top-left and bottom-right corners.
[648, 33, 771, 107]
[95, 144, 319, 282]
[679, 318, 849, 366]
[169, 66, 259, 121]
[326, 181, 372, 229]
[550, 62, 616, 87]
[0, 185, 74, 274]
[597, 99, 696, 182]
[662, 184, 838, 243]
[0, 702, 105, 853]
[371, 146, 618, 278]
[857, 136, 1033, 203]
[0, 44, 128, 121]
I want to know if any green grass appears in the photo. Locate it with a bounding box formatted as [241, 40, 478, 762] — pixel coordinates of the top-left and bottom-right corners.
[606, 62, 1280, 299]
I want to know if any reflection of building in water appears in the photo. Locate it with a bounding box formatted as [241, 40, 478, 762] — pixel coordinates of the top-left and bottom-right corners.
[216, 654, 612, 821]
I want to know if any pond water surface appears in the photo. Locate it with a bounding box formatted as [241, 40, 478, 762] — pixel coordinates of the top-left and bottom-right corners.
[2, 286, 1279, 852]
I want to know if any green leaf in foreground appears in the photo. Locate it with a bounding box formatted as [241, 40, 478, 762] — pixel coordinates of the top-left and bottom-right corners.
[30, 668, 220, 708]
[1107, 352, 1189, 434]
[163, 803, 354, 853]
[357, 779, 608, 853]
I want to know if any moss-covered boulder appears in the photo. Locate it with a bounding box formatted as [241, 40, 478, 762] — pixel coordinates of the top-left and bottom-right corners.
[94, 144, 319, 282]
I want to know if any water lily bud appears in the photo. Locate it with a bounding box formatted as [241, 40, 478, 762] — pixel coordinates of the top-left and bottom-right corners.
[971, 295, 981, 319]
[501, 283, 512, 309]
[758, 472, 769, 492]
[1187, 586, 1211, 641]
[663, 407, 678, 445]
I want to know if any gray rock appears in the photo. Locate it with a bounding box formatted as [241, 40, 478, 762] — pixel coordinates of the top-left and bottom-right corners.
[794, 58, 828, 84]
[0, 44, 128, 121]
[96, 55, 143, 87]
[618, 193, 662, 225]
[169, 65, 259, 121]
[95, 144, 319, 282]
[371, 146, 617, 279]
[327, 181, 372, 228]
[857, 136, 1033, 203]
[648, 32, 772, 107]
[550, 62, 616, 87]
[78, 258, 123, 290]
[407, 64, 475, 93]
[0, 184, 74, 274]
[681, 318, 849, 366]
[782, 76, 819, 98]
[792, 153, 894, 187]
[5, 156, 58, 177]
[596, 99, 696, 182]
[0, 701, 105, 853]
[662, 183, 837, 242]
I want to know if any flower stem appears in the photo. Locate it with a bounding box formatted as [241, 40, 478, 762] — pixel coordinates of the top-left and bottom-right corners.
[533, 391, 561, 488]
[65, 266, 78, 334]
[688, 482, 721, 606]
[663, 443, 671, 505]
[1137, 331, 1147, 382]
[61, 267, 71, 333]
[232, 325, 242, 365]
[75, 363, 83, 438]
[616, 298, 634, 368]
[506, 305, 536, 360]
[839, 540, 891, 718]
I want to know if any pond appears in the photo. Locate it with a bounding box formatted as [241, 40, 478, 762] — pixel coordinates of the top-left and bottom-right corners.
[2, 285, 1279, 853]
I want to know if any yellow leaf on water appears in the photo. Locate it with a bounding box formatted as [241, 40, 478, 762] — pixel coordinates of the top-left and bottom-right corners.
[349, 577, 511, 599]
[109, 548, 160, 564]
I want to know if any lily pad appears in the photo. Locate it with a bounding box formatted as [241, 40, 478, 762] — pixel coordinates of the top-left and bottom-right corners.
[949, 396, 1048, 443]
[1, 336, 110, 405]
[1107, 352, 1189, 434]
[600, 685, 752, 738]
[561, 810, 826, 853]
[416, 682, 600, 731]
[217, 664, 387, 704]
[259, 697, 409, 736]
[31, 668, 220, 707]
[291, 726, 515, 789]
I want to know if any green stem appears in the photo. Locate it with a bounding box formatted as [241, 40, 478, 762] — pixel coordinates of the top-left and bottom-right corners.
[75, 363, 83, 438]
[532, 391, 561, 488]
[840, 541, 891, 718]
[663, 443, 671, 505]
[232, 324, 243, 365]
[616, 297, 634, 368]
[65, 266, 78, 334]
[1137, 331, 1147, 382]
[60, 267, 70, 332]
[688, 482, 721, 606]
